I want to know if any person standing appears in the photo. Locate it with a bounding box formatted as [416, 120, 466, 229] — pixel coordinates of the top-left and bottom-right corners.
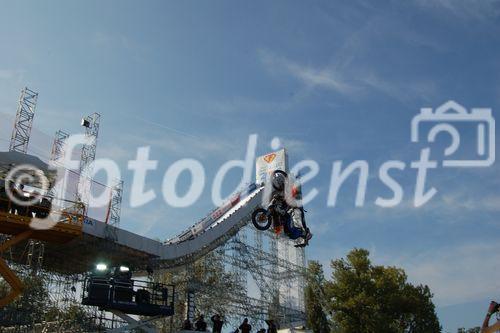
[239, 318, 252, 333]
[182, 319, 193, 331]
[195, 315, 207, 331]
[211, 314, 224, 333]
[481, 301, 500, 333]
[265, 319, 278, 333]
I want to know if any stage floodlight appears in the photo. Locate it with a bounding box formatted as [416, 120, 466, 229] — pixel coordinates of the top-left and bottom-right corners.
[96, 263, 107, 271]
[119, 266, 130, 273]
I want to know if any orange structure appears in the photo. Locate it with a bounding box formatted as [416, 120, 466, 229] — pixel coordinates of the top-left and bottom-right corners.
[0, 201, 84, 307]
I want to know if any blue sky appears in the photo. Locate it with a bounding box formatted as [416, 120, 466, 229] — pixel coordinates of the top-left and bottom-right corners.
[1, 1, 500, 331]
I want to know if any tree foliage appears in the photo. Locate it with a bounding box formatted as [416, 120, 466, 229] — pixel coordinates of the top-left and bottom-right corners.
[0, 273, 98, 331]
[0, 274, 49, 326]
[304, 261, 330, 333]
[304, 249, 441, 333]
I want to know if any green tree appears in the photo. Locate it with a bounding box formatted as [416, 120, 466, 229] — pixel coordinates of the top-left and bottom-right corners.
[325, 248, 441, 333]
[0, 274, 49, 326]
[0, 272, 97, 331]
[304, 261, 330, 333]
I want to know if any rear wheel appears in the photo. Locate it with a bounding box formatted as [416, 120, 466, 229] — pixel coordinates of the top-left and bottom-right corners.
[252, 208, 272, 231]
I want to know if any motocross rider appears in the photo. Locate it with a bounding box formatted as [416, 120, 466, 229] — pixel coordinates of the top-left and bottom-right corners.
[270, 171, 312, 246]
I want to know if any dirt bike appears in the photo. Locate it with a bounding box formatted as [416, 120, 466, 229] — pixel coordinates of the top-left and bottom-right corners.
[252, 169, 311, 247]
[252, 195, 290, 232]
[251, 169, 289, 230]
[251, 196, 310, 248]
[251, 170, 311, 247]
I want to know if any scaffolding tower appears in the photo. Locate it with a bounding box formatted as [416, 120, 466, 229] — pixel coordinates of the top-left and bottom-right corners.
[6, 87, 44, 274]
[1, 90, 125, 331]
[26, 130, 70, 274]
[108, 179, 123, 228]
[9, 87, 38, 154]
[185, 223, 307, 330]
[46, 130, 70, 199]
[50, 130, 70, 163]
[77, 112, 100, 211]
[105, 179, 124, 241]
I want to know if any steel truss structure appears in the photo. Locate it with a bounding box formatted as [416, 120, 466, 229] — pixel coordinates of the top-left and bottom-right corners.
[25, 130, 70, 273]
[1, 91, 124, 332]
[77, 112, 100, 210]
[105, 179, 124, 241]
[9, 87, 38, 154]
[224, 225, 306, 327]
[181, 223, 307, 331]
[50, 129, 70, 164]
[46, 129, 70, 205]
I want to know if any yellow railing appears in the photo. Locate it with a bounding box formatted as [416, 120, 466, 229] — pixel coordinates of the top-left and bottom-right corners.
[0, 195, 84, 228]
[0, 195, 85, 308]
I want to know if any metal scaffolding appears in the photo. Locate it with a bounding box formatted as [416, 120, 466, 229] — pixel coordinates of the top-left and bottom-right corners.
[25, 240, 44, 273]
[1, 91, 127, 331]
[157, 221, 306, 332]
[9, 87, 38, 154]
[203, 224, 306, 329]
[50, 129, 70, 163]
[108, 179, 123, 228]
[105, 179, 124, 241]
[46, 129, 70, 200]
[77, 112, 100, 210]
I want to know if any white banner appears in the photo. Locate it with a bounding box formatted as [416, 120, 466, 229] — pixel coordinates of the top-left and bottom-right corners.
[255, 148, 288, 184]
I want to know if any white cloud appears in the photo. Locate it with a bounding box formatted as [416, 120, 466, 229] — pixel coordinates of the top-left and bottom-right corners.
[440, 192, 500, 213]
[283, 62, 355, 95]
[259, 49, 438, 103]
[97, 143, 133, 164]
[0, 70, 15, 79]
[398, 242, 500, 306]
[360, 72, 438, 103]
[415, 0, 500, 20]
[127, 132, 238, 159]
[0, 69, 26, 88]
[0, 69, 24, 82]
[259, 50, 357, 96]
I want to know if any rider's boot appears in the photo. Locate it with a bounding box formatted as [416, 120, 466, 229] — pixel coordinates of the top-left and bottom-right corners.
[294, 229, 312, 247]
[305, 227, 312, 240]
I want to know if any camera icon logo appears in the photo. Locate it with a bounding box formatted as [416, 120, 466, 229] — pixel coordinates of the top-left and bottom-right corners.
[411, 100, 495, 167]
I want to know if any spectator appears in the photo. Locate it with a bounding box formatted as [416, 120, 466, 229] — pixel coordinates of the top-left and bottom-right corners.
[36, 196, 51, 218]
[0, 181, 8, 212]
[8, 182, 22, 215]
[182, 319, 193, 331]
[195, 315, 207, 331]
[239, 318, 252, 333]
[211, 314, 224, 333]
[481, 301, 500, 332]
[265, 319, 278, 333]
